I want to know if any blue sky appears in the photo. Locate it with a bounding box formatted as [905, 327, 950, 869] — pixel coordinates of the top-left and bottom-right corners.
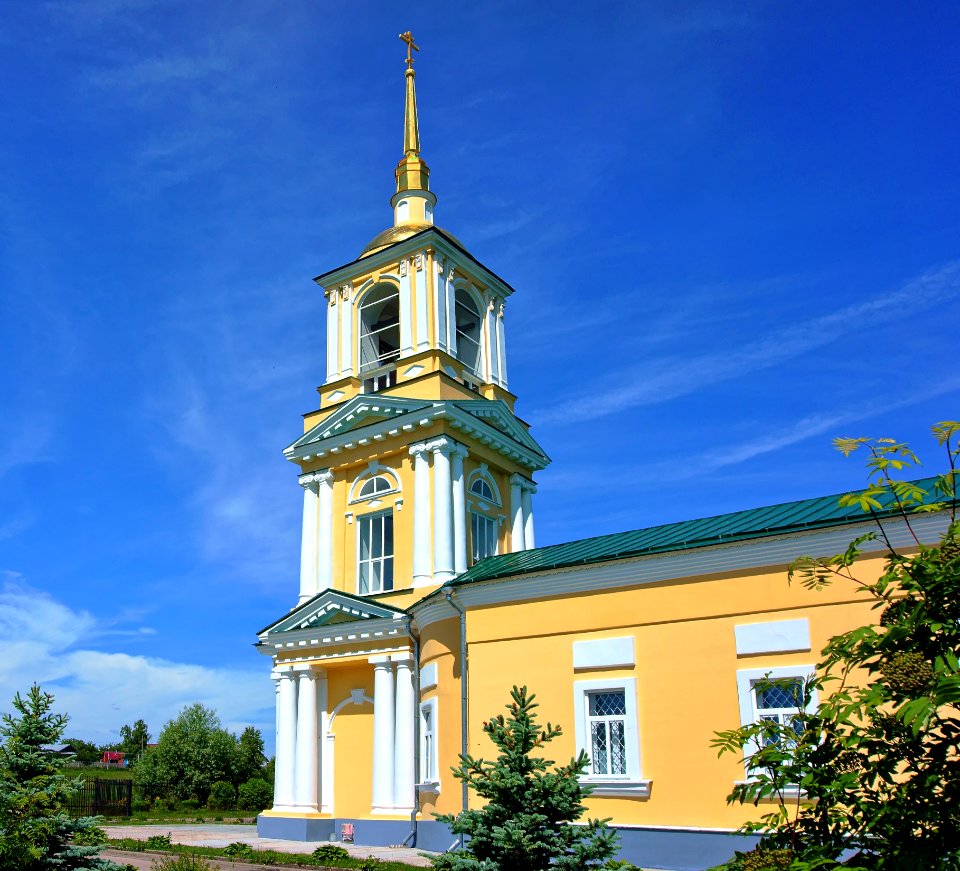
[1, 1, 958, 751]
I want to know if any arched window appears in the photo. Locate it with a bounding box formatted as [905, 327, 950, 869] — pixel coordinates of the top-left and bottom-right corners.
[454, 288, 482, 375]
[359, 283, 400, 372]
[358, 475, 392, 499]
[470, 478, 495, 502]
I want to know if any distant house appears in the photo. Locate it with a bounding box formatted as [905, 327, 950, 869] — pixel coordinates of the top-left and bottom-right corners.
[44, 743, 77, 756]
[101, 750, 126, 766]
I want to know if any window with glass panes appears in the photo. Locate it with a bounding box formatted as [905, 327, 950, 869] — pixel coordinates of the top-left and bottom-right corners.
[754, 679, 804, 746]
[454, 289, 482, 375]
[357, 512, 394, 594]
[471, 512, 497, 562]
[421, 704, 435, 782]
[586, 690, 627, 776]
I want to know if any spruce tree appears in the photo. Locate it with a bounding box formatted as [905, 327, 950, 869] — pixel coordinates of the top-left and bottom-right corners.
[431, 685, 620, 871]
[0, 684, 122, 870]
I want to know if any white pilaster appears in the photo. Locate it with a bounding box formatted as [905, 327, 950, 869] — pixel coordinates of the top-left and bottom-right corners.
[399, 259, 414, 357]
[409, 442, 432, 586]
[451, 444, 468, 574]
[293, 669, 319, 811]
[522, 481, 536, 551]
[445, 268, 458, 355]
[496, 299, 508, 387]
[415, 253, 429, 350]
[316, 470, 334, 593]
[393, 655, 415, 810]
[371, 657, 396, 812]
[485, 297, 498, 384]
[326, 292, 340, 380]
[273, 670, 298, 811]
[510, 474, 526, 553]
[430, 438, 455, 581]
[339, 285, 354, 376]
[316, 671, 330, 813]
[435, 257, 448, 354]
[298, 474, 319, 604]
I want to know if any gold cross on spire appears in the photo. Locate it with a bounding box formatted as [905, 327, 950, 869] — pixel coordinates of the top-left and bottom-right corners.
[399, 31, 419, 69]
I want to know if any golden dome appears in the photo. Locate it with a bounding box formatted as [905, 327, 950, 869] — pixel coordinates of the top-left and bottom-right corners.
[359, 223, 464, 258]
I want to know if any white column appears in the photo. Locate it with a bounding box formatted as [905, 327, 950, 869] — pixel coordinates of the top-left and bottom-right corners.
[522, 482, 536, 550]
[273, 670, 298, 810]
[409, 443, 432, 586]
[298, 474, 319, 604]
[485, 298, 498, 384]
[496, 299, 508, 387]
[399, 259, 414, 357]
[435, 257, 448, 353]
[316, 470, 334, 593]
[510, 474, 526, 553]
[445, 268, 458, 355]
[326, 293, 340, 380]
[316, 671, 330, 813]
[393, 656, 415, 810]
[430, 439, 455, 581]
[339, 285, 354, 376]
[294, 669, 319, 810]
[452, 445, 468, 574]
[415, 253, 429, 350]
[371, 657, 396, 812]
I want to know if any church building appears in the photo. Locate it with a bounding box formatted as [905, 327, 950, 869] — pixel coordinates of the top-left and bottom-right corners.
[254, 37, 949, 871]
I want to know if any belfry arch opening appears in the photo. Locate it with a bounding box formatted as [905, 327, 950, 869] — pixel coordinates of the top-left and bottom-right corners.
[358, 283, 400, 373]
[454, 287, 483, 376]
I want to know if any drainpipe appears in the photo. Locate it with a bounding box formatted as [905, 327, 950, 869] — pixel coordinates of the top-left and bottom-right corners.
[443, 588, 468, 850]
[402, 618, 421, 848]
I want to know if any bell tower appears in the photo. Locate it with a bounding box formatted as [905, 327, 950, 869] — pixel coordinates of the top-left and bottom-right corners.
[284, 35, 550, 606]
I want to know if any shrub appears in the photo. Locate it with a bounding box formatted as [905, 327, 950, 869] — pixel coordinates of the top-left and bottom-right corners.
[207, 779, 236, 810]
[312, 844, 350, 861]
[131, 797, 151, 813]
[223, 842, 255, 859]
[149, 856, 215, 871]
[145, 833, 173, 850]
[237, 776, 273, 811]
[72, 825, 108, 846]
[180, 797, 200, 811]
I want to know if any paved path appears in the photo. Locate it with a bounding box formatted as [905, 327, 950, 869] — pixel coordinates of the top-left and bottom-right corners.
[102, 824, 434, 867]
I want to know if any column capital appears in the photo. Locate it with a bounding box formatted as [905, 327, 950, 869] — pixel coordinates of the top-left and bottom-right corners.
[408, 441, 430, 457]
[426, 436, 460, 456]
[299, 472, 319, 489]
[299, 469, 333, 488]
[521, 479, 537, 494]
[510, 473, 528, 487]
[368, 654, 393, 665]
[450, 442, 469, 460]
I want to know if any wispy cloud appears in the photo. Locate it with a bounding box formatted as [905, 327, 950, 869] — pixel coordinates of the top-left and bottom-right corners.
[0, 579, 271, 745]
[538, 261, 960, 424]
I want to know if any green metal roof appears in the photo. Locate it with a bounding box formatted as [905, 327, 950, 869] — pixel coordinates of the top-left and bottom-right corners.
[449, 476, 951, 587]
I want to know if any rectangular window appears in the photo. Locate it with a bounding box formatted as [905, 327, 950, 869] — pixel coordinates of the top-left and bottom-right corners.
[586, 690, 627, 776]
[754, 679, 804, 747]
[363, 368, 397, 393]
[419, 697, 440, 790]
[471, 512, 498, 563]
[572, 677, 649, 796]
[357, 513, 394, 595]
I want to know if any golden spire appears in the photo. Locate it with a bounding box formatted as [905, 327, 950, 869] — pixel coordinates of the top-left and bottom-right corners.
[395, 31, 430, 197]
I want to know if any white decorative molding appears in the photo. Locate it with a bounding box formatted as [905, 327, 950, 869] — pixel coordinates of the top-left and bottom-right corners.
[403, 364, 425, 377]
[420, 662, 438, 691]
[573, 636, 635, 671]
[327, 390, 345, 402]
[735, 619, 811, 656]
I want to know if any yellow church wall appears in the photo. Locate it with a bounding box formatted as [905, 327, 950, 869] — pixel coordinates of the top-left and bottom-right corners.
[326, 663, 376, 819]
[454, 551, 891, 829]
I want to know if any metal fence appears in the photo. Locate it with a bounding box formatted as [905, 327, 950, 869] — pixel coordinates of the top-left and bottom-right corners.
[65, 778, 134, 818]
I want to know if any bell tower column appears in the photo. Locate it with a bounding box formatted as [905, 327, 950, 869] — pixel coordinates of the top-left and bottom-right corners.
[430, 438, 455, 581]
[451, 443, 468, 574]
[298, 474, 319, 603]
[410, 442, 432, 585]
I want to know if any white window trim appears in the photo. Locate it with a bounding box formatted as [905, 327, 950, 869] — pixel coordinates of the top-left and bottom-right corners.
[348, 464, 401, 504]
[417, 696, 440, 794]
[572, 677, 650, 798]
[466, 465, 502, 507]
[470, 510, 499, 563]
[734, 664, 817, 787]
[355, 509, 395, 596]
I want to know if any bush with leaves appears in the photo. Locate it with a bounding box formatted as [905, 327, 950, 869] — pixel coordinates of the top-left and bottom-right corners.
[238, 776, 273, 811]
[713, 421, 960, 870]
[0, 684, 124, 870]
[431, 685, 620, 871]
[207, 779, 235, 810]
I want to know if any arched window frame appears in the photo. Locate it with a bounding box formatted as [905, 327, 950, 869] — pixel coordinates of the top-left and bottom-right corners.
[452, 280, 486, 379]
[467, 465, 502, 565]
[349, 463, 402, 504]
[467, 465, 501, 508]
[356, 278, 401, 374]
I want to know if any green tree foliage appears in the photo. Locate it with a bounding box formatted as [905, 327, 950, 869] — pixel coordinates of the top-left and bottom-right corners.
[118, 719, 151, 760]
[207, 780, 236, 810]
[0, 684, 122, 870]
[237, 777, 273, 811]
[431, 685, 619, 871]
[712, 422, 960, 870]
[134, 704, 237, 804]
[235, 726, 266, 784]
[60, 738, 102, 766]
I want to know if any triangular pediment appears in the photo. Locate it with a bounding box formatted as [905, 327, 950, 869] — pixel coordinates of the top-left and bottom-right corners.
[452, 399, 549, 463]
[284, 396, 434, 457]
[257, 589, 407, 638]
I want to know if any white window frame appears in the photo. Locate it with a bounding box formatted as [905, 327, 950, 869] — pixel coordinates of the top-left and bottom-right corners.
[358, 283, 401, 373]
[470, 510, 498, 563]
[348, 465, 401, 504]
[453, 286, 484, 378]
[418, 696, 440, 793]
[572, 677, 650, 797]
[356, 510, 394, 595]
[735, 665, 817, 783]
